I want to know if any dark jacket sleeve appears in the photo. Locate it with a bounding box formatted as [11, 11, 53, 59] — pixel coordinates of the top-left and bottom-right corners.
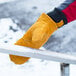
[47, 0, 76, 25]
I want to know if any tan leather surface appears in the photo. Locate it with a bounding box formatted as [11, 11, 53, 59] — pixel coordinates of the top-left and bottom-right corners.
[9, 13, 63, 65]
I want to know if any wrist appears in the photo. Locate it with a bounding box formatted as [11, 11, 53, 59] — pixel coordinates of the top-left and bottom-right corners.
[47, 8, 67, 27]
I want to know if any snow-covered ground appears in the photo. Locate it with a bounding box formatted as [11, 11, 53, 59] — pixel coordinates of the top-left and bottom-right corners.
[0, 0, 76, 76]
[0, 0, 14, 4]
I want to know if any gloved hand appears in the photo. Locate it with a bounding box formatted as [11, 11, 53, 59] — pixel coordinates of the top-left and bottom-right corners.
[9, 13, 64, 64]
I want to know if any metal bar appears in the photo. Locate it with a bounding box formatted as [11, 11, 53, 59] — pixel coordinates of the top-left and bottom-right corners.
[60, 63, 69, 76]
[0, 43, 76, 64]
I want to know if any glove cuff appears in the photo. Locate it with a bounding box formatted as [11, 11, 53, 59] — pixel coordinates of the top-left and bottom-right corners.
[47, 8, 67, 27]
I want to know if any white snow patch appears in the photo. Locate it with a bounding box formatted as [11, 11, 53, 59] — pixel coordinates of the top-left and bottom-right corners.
[0, 0, 15, 4]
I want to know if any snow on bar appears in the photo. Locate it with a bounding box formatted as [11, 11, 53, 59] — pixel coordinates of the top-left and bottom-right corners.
[0, 43, 76, 64]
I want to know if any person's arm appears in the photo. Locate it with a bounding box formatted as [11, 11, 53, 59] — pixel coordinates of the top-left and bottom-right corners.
[10, 0, 76, 65]
[47, 0, 76, 26]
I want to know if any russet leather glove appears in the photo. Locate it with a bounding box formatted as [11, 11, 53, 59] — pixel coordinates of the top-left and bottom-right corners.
[9, 13, 64, 64]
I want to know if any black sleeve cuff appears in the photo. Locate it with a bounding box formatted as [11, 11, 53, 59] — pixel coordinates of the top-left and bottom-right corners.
[47, 8, 67, 25]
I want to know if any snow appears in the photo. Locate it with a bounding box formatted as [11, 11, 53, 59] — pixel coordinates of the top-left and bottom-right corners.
[0, 0, 14, 4]
[0, 18, 23, 43]
[0, 0, 76, 76]
[0, 55, 60, 76]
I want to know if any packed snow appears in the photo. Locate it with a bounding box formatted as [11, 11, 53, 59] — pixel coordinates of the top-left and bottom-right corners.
[0, 0, 76, 76]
